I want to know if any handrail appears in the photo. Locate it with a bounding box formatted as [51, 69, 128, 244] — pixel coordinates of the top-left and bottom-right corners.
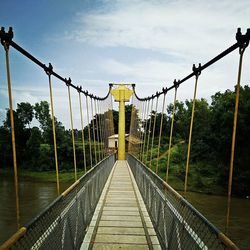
[0, 154, 115, 250]
[127, 153, 239, 250]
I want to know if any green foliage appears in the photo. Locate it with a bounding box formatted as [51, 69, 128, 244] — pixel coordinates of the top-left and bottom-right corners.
[1, 85, 250, 196]
[141, 86, 250, 196]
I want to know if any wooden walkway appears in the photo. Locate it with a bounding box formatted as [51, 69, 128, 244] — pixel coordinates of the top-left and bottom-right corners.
[81, 160, 161, 249]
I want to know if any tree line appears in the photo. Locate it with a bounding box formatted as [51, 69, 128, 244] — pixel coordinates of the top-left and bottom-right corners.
[138, 85, 250, 196]
[0, 86, 249, 196]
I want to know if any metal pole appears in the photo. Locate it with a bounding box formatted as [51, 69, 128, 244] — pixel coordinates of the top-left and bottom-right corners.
[150, 97, 159, 169]
[128, 95, 135, 154]
[4, 43, 20, 230]
[90, 98, 97, 164]
[166, 87, 178, 182]
[146, 98, 154, 163]
[226, 46, 246, 232]
[94, 99, 101, 162]
[47, 72, 60, 195]
[184, 74, 200, 194]
[78, 92, 87, 173]
[156, 93, 166, 174]
[142, 99, 151, 163]
[67, 85, 77, 181]
[85, 95, 93, 168]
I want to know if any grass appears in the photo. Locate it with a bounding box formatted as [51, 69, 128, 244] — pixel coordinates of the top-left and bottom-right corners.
[140, 142, 227, 196]
[0, 168, 86, 183]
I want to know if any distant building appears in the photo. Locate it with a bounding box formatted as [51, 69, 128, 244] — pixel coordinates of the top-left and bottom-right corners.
[108, 134, 129, 149]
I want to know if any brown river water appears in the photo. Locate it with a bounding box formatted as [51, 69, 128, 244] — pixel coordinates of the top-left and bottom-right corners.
[0, 175, 249, 249]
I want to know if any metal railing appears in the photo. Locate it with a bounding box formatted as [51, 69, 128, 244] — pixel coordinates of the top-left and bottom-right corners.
[1, 154, 115, 250]
[127, 154, 238, 250]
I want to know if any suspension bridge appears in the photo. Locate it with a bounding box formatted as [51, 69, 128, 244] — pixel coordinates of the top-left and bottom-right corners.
[0, 27, 249, 249]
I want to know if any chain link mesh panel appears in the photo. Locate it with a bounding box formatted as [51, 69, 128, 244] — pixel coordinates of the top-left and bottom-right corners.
[10, 155, 115, 250]
[127, 154, 237, 250]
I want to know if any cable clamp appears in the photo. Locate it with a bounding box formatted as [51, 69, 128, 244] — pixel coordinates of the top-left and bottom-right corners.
[236, 28, 250, 53]
[192, 63, 202, 77]
[65, 77, 71, 86]
[0, 27, 13, 49]
[173, 79, 180, 89]
[44, 63, 53, 75]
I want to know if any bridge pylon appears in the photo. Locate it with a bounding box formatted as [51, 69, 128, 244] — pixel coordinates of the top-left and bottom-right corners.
[111, 84, 133, 160]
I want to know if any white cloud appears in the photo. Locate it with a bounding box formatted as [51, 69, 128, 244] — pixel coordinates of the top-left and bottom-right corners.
[70, 0, 250, 60]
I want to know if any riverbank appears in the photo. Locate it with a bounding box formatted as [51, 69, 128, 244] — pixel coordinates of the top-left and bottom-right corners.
[0, 168, 85, 183]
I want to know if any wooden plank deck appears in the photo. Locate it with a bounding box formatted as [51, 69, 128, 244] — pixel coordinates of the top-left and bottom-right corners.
[81, 160, 161, 250]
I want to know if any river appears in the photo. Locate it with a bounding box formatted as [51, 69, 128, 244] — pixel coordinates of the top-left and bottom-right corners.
[0, 176, 249, 249]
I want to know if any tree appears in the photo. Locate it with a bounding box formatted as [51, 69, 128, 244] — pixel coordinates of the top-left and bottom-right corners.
[16, 102, 34, 128]
[34, 101, 50, 132]
[26, 127, 42, 168]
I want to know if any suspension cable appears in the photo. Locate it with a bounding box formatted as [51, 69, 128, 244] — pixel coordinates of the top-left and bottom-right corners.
[150, 96, 159, 169]
[226, 44, 247, 233]
[146, 98, 154, 164]
[128, 95, 135, 154]
[98, 100, 105, 159]
[134, 97, 140, 156]
[3, 41, 20, 230]
[137, 100, 143, 160]
[142, 99, 151, 163]
[78, 91, 87, 173]
[46, 65, 60, 195]
[67, 84, 77, 181]
[166, 83, 179, 182]
[85, 95, 93, 168]
[184, 65, 201, 194]
[156, 93, 167, 174]
[94, 99, 101, 162]
[139, 100, 147, 161]
[110, 95, 115, 136]
[137, 100, 143, 159]
[131, 29, 249, 101]
[90, 97, 97, 165]
[138, 101, 145, 160]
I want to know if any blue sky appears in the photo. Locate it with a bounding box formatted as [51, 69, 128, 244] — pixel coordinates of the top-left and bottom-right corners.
[0, 0, 250, 127]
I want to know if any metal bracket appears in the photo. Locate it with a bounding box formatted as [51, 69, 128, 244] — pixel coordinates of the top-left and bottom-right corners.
[0, 27, 13, 49]
[236, 28, 250, 51]
[192, 63, 202, 76]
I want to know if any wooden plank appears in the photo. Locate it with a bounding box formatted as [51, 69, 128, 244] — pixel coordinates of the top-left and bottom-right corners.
[101, 215, 142, 222]
[97, 227, 145, 235]
[93, 243, 149, 249]
[81, 160, 161, 250]
[99, 220, 143, 228]
[94, 234, 147, 244]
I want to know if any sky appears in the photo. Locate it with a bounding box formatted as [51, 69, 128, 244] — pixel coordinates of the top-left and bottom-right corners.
[0, 0, 250, 128]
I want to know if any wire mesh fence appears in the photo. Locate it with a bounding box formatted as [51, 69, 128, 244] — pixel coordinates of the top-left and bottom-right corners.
[4, 154, 115, 250]
[127, 154, 238, 250]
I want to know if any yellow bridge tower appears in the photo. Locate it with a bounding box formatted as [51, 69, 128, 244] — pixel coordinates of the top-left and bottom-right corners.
[111, 84, 133, 160]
